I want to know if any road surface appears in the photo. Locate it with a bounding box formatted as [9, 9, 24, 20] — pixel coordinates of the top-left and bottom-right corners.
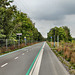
[39, 42, 69, 75]
[0, 42, 69, 75]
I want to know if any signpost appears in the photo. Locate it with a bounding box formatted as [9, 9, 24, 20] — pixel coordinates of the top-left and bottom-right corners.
[51, 36, 52, 47]
[16, 33, 22, 46]
[24, 37, 26, 46]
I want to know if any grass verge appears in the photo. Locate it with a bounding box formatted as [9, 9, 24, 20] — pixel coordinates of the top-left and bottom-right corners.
[47, 41, 75, 75]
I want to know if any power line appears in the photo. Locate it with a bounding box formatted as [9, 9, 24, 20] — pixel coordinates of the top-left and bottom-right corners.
[12, 0, 23, 12]
[13, 0, 27, 13]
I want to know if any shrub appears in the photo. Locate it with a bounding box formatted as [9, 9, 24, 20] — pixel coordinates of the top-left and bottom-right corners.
[64, 47, 71, 58]
[9, 45, 15, 50]
[0, 49, 1, 53]
[71, 52, 75, 63]
[1, 47, 6, 53]
[20, 43, 25, 48]
[27, 43, 30, 46]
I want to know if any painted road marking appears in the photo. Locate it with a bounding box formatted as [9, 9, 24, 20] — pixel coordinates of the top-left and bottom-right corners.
[27, 51, 28, 52]
[26, 42, 45, 75]
[1, 63, 8, 68]
[15, 57, 18, 59]
[22, 53, 24, 55]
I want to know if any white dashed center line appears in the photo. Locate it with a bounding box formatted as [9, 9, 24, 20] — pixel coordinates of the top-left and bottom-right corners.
[15, 57, 18, 59]
[1, 63, 8, 68]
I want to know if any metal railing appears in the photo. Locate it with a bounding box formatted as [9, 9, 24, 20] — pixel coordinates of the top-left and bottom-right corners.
[0, 39, 39, 54]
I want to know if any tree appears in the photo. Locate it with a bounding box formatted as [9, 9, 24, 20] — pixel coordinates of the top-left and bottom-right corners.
[63, 26, 72, 41]
[0, 0, 44, 42]
[47, 26, 70, 42]
[0, 0, 16, 38]
[59, 27, 67, 41]
[0, 29, 6, 38]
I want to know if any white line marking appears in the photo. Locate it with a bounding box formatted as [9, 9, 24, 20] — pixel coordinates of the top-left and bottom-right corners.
[22, 53, 24, 55]
[1, 63, 8, 68]
[15, 57, 18, 59]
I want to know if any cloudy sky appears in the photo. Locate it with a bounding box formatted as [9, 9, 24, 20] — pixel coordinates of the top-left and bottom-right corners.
[12, 0, 75, 38]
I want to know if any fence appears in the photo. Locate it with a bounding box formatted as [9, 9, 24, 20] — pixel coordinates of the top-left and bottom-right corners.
[0, 39, 39, 54]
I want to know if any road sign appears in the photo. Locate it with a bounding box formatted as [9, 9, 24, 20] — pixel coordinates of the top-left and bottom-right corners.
[16, 33, 22, 36]
[24, 37, 26, 40]
[24, 38, 26, 40]
[51, 36, 52, 38]
[24, 37, 26, 38]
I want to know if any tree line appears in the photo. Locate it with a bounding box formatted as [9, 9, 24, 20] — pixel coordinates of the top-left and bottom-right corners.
[47, 26, 72, 42]
[0, 0, 44, 41]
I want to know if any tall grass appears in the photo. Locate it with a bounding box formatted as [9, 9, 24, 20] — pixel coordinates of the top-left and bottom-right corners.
[48, 41, 75, 64]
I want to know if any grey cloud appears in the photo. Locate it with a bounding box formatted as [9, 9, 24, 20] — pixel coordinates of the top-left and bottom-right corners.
[13, 0, 75, 38]
[28, 0, 75, 20]
[13, 0, 75, 21]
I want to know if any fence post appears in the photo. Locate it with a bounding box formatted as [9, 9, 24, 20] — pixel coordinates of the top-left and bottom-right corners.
[54, 35, 55, 47]
[6, 39, 8, 50]
[14, 41, 15, 47]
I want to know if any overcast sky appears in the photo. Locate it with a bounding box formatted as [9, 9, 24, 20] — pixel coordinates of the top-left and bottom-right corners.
[12, 0, 75, 38]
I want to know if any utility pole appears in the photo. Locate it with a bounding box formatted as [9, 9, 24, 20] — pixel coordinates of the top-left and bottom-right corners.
[53, 29, 55, 47]
[6, 39, 8, 50]
[57, 35, 59, 47]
